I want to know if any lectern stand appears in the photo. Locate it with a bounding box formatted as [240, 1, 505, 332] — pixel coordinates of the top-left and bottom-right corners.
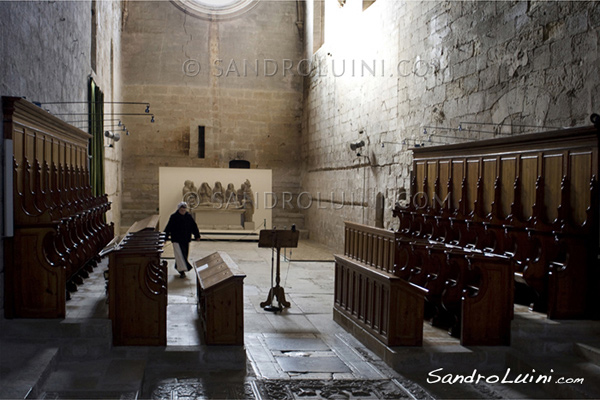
[259, 228, 299, 312]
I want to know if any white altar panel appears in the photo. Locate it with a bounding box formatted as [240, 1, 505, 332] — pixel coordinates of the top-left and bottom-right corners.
[158, 167, 272, 233]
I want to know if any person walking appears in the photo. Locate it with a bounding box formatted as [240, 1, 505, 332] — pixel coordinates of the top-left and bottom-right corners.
[164, 201, 201, 278]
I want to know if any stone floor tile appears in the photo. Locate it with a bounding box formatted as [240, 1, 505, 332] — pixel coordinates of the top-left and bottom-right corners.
[275, 356, 351, 373]
[291, 294, 335, 314]
[264, 313, 318, 333]
[244, 312, 275, 333]
[265, 337, 330, 351]
[100, 359, 146, 391]
[305, 313, 347, 335]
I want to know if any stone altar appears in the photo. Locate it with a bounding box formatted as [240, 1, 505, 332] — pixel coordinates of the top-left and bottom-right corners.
[194, 208, 246, 230]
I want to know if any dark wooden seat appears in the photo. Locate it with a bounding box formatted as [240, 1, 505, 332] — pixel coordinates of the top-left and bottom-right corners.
[3, 97, 114, 318]
[334, 253, 428, 346]
[108, 217, 167, 346]
[194, 251, 245, 345]
[338, 221, 513, 346]
[397, 124, 599, 319]
[335, 124, 598, 349]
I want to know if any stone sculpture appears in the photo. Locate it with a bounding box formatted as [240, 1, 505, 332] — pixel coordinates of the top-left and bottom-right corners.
[241, 179, 254, 223]
[179, 179, 252, 211]
[225, 183, 239, 207]
[198, 182, 213, 204]
[212, 181, 224, 204]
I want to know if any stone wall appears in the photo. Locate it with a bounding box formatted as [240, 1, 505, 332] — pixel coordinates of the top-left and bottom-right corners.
[0, 0, 123, 311]
[302, 0, 600, 251]
[120, 0, 304, 232]
[96, 0, 125, 235]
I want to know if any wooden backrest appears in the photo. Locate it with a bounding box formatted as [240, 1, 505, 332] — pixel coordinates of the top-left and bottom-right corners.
[3, 97, 97, 225]
[410, 126, 599, 232]
[344, 221, 396, 274]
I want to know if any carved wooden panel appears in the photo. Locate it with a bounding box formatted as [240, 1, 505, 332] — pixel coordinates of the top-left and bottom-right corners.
[543, 153, 563, 223]
[334, 254, 427, 346]
[438, 160, 451, 208]
[3, 97, 113, 319]
[403, 125, 599, 319]
[482, 158, 497, 216]
[466, 159, 479, 214]
[451, 160, 464, 211]
[415, 161, 426, 195]
[570, 151, 593, 226]
[519, 155, 538, 220]
[344, 222, 395, 274]
[500, 157, 516, 219]
[426, 161, 437, 209]
[109, 238, 167, 346]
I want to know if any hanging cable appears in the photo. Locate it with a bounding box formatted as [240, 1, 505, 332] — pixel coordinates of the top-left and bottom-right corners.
[282, 248, 292, 289]
[270, 243, 275, 297]
[423, 125, 498, 137]
[34, 101, 150, 113]
[53, 113, 155, 122]
[459, 121, 563, 130]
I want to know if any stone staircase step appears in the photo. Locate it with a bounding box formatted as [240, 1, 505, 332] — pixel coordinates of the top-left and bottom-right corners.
[272, 211, 308, 239]
[0, 341, 59, 400]
[574, 342, 600, 367]
[0, 318, 111, 341]
[503, 351, 600, 400]
[38, 359, 146, 400]
[0, 317, 115, 400]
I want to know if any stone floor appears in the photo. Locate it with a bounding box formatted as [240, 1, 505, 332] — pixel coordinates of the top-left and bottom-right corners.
[1, 240, 599, 399]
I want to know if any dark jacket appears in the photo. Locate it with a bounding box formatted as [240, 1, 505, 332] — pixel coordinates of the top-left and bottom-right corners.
[164, 211, 200, 243]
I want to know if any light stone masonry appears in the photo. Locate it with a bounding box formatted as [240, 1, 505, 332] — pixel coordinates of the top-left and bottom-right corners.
[302, 0, 600, 250]
[120, 0, 304, 232]
[0, 0, 123, 308]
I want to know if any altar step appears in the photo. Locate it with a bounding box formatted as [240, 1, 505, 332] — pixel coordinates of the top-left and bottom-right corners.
[273, 211, 307, 238]
[199, 230, 260, 241]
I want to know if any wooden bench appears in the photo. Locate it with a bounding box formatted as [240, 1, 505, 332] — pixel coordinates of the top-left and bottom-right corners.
[333, 253, 427, 346]
[194, 252, 246, 345]
[108, 218, 166, 346]
[340, 221, 513, 346]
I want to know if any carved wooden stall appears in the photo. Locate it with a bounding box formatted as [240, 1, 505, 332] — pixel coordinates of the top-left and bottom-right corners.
[334, 223, 428, 346]
[335, 125, 598, 348]
[334, 253, 428, 346]
[3, 97, 114, 318]
[194, 252, 245, 345]
[108, 217, 167, 346]
[338, 222, 512, 346]
[400, 125, 599, 320]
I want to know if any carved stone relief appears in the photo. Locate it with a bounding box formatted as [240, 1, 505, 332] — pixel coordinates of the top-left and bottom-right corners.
[181, 179, 255, 230]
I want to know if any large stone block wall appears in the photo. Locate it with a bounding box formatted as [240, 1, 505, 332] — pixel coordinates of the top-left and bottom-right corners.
[302, 0, 600, 251]
[96, 0, 125, 236]
[0, 0, 123, 311]
[120, 0, 304, 231]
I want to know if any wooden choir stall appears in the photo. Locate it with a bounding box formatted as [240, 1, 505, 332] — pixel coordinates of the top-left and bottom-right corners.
[108, 215, 167, 346]
[335, 124, 599, 347]
[3, 97, 114, 319]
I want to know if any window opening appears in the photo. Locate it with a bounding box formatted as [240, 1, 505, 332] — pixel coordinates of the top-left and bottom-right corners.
[198, 126, 205, 159]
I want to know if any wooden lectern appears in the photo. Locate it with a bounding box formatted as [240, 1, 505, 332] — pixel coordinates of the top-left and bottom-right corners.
[259, 227, 299, 311]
